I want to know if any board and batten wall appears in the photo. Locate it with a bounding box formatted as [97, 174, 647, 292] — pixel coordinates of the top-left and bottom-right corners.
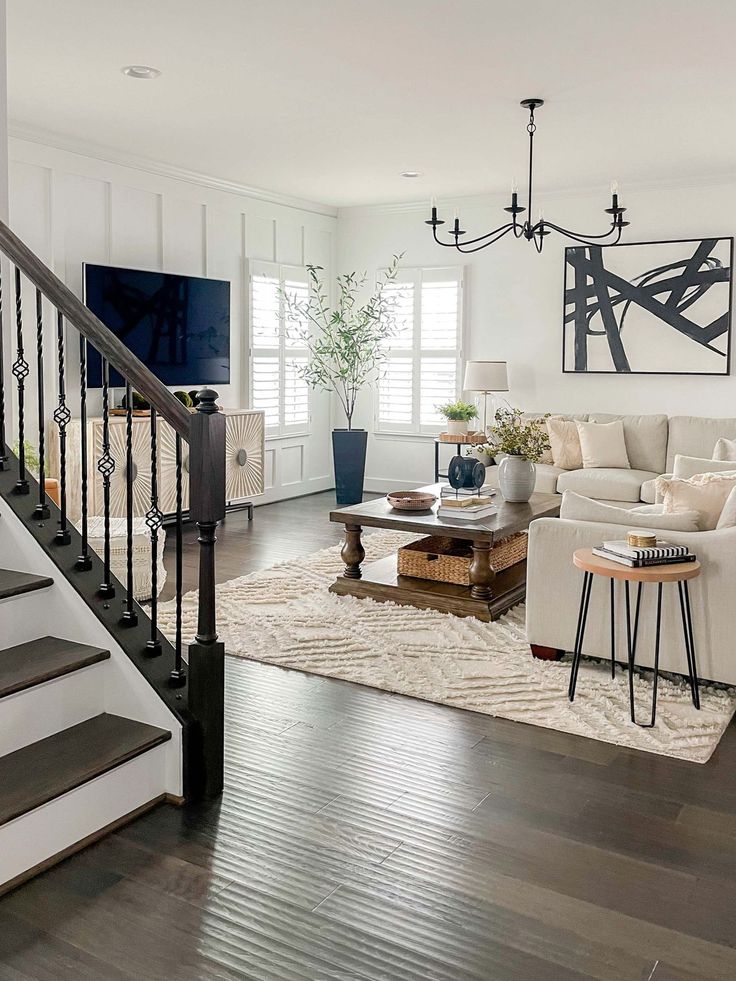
[338, 179, 736, 491]
[6, 136, 337, 504]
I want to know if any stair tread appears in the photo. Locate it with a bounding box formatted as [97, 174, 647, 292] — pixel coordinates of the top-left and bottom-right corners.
[0, 569, 54, 600]
[0, 637, 111, 700]
[0, 713, 171, 827]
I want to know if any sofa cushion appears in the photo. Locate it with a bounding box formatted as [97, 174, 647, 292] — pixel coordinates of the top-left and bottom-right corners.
[672, 454, 736, 479]
[658, 472, 736, 530]
[559, 491, 701, 532]
[547, 419, 583, 470]
[589, 413, 668, 473]
[556, 467, 659, 502]
[717, 487, 736, 529]
[522, 413, 588, 465]
[714, 437, 736, 462]
[666, 416, 736, 470]
[576, 419, 630, 469]
[640, 478, 658, 504]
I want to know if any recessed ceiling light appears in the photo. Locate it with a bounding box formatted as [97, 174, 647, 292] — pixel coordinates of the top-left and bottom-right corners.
[400, 170, 423, 178]
[121, 65, 161, 79]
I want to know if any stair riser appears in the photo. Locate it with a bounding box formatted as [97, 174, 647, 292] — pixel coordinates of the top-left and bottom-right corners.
[0, 743, 168, 891]
[0, 589, 56, 649]
[0, 662, 108, 756]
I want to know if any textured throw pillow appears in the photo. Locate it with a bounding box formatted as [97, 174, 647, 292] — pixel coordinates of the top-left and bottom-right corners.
[575, 420, 630, 470]
[672, 454, 736, 479]
[560, 491, 701, 532]
[546, 418, 582, 470]
[713, 437, 736, 462]
[717, 486, 736, 529]
[657, 472, 736, 530]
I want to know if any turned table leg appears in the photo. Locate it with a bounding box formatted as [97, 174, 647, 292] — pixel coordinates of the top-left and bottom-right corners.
[469, 541, 495, 601]
[341, 523, 365, 579]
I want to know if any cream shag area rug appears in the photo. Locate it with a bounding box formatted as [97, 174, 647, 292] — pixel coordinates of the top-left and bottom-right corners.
[159, 530, 736, 763]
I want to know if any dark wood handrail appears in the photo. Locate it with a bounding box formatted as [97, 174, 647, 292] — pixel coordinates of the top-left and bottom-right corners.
[0, 220, 192, 439]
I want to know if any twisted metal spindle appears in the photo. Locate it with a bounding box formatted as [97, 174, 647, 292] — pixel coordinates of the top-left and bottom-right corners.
[97, 357, 116, 598]
[12, 267, 29, 495]
[145, 407, 163, 657]
[170, 433, 186, 687]
[121, 382, 138, 627]
[53, 310, 71, 544]
[32, 289, 50, 520]
[75, 334, 93, 570]
[0, 263, 8, 471]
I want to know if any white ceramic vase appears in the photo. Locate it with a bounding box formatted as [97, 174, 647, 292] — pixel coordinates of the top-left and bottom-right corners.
[446, 419, 469, 436]
[497, 455, 536, 502]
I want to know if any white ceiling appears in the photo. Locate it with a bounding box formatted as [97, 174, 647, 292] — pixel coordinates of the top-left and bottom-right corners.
[7, 0, 736, 208]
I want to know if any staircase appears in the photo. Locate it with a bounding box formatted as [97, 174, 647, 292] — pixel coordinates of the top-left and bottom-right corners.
[0, 220, 227, 893]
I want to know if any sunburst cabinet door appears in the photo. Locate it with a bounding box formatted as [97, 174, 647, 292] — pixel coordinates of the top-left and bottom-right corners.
[92, 418, 154, 518]
[158, 419, 189, 515]
[225, 411, 265, 502]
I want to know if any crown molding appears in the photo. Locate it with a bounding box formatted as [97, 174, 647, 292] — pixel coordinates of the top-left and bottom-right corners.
[9, 121, 338, 218]
[338, 171, 736, 218]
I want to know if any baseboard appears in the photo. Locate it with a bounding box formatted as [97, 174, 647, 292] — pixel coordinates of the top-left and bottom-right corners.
[258, 476, 334, 506]
[0, 794, 167, 898]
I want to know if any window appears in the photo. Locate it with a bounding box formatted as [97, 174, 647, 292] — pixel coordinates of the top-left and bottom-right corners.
[376, 266, 463, 434]
[249, 261, 310, 435]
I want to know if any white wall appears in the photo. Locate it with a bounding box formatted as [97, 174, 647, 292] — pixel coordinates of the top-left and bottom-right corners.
[338, 179, 736, 490]
[7, 137, 337, 503]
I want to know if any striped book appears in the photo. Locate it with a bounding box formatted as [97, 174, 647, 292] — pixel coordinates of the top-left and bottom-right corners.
[602, 540, 690, 560]
[593, 546, 696, 568]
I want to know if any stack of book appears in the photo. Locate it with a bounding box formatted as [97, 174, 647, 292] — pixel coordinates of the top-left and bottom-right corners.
[437, 487, 498, 520]
[592, 540, 696, 568]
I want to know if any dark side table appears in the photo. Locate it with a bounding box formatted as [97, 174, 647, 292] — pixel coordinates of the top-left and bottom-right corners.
[568, 548, 701, 728]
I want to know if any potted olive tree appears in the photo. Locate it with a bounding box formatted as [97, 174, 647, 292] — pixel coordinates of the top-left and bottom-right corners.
[282, 255, 402, 506]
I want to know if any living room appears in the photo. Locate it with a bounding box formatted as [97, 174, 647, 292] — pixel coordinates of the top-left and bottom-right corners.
[1, 2, 736, 979]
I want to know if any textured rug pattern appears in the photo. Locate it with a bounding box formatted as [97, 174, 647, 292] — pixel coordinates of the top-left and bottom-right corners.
[160, 531, 736, 763]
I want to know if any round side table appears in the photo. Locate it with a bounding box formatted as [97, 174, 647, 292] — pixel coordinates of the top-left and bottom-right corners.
[569, 548, 701, 728]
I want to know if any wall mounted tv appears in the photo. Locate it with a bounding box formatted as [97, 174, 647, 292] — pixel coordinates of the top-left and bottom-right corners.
[83, 264, 231, 388]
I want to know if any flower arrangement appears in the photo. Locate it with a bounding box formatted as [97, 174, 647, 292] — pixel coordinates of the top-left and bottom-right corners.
[436, 400, 478, 422]
[472, 408, 550, 463]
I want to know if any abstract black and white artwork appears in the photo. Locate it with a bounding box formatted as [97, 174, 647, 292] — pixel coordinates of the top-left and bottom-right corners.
[563, 238, 733, 374]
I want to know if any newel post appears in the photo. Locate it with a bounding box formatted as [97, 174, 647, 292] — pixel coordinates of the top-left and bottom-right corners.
[187, 388, 226, 798]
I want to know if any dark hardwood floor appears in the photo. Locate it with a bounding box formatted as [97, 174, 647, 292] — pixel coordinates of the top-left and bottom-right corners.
[2, 491, 736, 980]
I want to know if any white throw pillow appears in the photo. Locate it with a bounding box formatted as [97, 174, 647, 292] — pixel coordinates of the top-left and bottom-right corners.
[672, 454, 736, 479]
[575, 420, 630, 470]
[657, 472, 736, 530]
[559, 491, 701, 532]
[547, 418, 582, 470]
[713, 437, 736, 462]
[716, 486, 736, 529]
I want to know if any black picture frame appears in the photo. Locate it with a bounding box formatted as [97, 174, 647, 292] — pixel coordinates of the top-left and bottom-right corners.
[562, 237, 734, 376]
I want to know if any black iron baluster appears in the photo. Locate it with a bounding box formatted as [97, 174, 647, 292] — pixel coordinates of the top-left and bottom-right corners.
[75, 334, 92, 570]
[145, 406, 163, 656]
[121, 382, 138, 627]
[12, 267, 29, 495]
[170, 433, 186, 686]
[32, 289, 50, 520]
[0, 262, 8, 471]
[53, 310, 71, 544]
[97, 357, 115, 598]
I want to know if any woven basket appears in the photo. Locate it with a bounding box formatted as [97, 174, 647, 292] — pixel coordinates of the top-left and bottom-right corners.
[397, 533, 527, 585]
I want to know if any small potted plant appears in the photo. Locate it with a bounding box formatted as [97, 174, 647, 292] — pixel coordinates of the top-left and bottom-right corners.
[437, 400, 478, 436]
[485, 408, 550, 502]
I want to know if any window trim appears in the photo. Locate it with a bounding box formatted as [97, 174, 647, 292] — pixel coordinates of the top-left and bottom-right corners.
[374, 265, 465, 437]
[248, 259, 311, 438]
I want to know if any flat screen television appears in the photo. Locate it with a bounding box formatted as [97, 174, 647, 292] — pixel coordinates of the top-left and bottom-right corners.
[84, 263, 231, 388]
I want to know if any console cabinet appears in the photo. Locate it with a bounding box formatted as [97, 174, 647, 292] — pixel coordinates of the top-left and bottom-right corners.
[49, 409, 265, 520]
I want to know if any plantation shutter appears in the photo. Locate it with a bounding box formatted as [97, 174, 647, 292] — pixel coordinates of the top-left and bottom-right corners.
[250, 261, 311, 435]
[376, 267, 463, 434]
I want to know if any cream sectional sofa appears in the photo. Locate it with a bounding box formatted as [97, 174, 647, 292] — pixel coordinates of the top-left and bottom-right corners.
[484, 413, 736, 505]
[520, 413, 736, 686]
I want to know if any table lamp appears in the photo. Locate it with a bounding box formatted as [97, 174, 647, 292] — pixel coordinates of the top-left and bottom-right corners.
[463, 361, 509, 434]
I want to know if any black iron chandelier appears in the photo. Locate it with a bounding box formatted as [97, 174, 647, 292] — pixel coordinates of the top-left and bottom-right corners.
[426, 98, 630, 254]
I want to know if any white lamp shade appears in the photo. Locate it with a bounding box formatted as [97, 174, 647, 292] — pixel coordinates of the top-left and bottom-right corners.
[463, 360, 508, 392]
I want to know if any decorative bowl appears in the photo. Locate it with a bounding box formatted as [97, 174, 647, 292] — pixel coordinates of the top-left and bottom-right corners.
[387, 490, 437, 512]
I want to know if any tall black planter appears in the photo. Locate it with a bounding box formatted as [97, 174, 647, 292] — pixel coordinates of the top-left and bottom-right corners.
[332, 429, 368, 507]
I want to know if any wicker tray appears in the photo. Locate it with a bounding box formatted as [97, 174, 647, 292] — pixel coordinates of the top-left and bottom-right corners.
[397, 533, 527, 585]
[437, 432, 486, 444]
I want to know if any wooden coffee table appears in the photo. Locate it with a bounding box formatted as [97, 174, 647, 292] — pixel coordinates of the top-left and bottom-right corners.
[329, 485, 560, 621]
